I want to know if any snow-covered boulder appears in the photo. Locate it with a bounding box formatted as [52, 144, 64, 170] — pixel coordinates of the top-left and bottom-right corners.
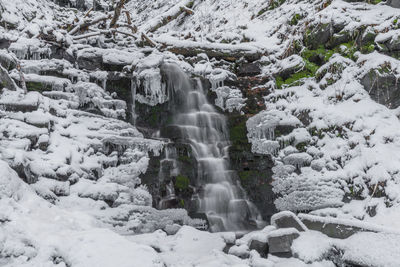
[267, 228, 300, 257]
[271, 211, 308, 232]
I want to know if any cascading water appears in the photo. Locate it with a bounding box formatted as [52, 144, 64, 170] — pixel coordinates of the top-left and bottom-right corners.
[158, 63, 264, 232]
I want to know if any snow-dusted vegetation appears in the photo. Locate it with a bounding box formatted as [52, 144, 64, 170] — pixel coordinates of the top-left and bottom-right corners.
[1, 0, 400, 266]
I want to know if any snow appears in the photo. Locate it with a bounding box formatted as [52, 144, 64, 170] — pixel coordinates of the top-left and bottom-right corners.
[1, 0, 400, 266]
[292, 229, 400, 267]
[291, 231, 334, 263]
[337, 232, 400, 267]
[129, 226, 247, 267]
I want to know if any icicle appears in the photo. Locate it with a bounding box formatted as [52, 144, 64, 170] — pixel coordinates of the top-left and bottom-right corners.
[102, 78, 107, 90]
[130, 78, 137, 125]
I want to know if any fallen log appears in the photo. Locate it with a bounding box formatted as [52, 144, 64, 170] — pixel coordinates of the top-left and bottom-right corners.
[73, 29, 138, 41]
[141, 0, 195, 33]
[69, 14, 110, 35]
[156, 37, 263, 62]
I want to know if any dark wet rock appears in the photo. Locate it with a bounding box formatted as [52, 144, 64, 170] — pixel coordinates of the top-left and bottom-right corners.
[267, 228, 300, 257]
[276, 56, 304, 80]
[360, 70, 400, 109]
[11, 162, 38, 184]
[0, 52, 17, 70]
[360, 29, 377, 47]
[237, 62, 261, 77]
[0, 65, 18, 91]
[299, 213, 379, 239]
[0, 102, 38, 112]
[228, 114, 277, 222]
[271, 211, 308, 232]
[50, 46, 75, 63]
[327, 31, 352, 49]
[77, 53, 103, 71]
[223, 243, 234, 254]
[387, 0, 400, 8]
[160, 125, 183, 140]
[207, 214, 225, 232]
[305, 23, 333, 50]
[249, 239, 269, 258]
[0, 38, 11, 49]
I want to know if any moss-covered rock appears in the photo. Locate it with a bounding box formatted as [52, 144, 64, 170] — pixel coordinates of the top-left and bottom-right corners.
[175, 174, 190, 190]
[304, 23, 333, 50]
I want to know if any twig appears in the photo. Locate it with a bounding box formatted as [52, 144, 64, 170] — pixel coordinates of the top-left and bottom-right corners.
[141, 32, 156, 47]
[110, 0, 126, 28]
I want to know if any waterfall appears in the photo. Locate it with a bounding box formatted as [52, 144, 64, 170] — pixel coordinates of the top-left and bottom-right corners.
[159, 63, 264, 232]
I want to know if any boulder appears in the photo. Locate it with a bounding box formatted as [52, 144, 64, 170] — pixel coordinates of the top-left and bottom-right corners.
[0, 65, 17, 91]
[267, 228, 300, 257]
[0, 51, 17, 70]
[271, 211, 308, 232]
[360, 70, 400, 109]
[164, 224, 181, 235]
[77, 53, 103, 71]
[298, 213, 380, 239]
[304, 23, 333, 50]
[249, 239, 269, 258]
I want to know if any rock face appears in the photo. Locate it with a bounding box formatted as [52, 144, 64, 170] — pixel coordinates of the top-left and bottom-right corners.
[271, 211, 308, 232]
[267, 228, 300, 257]
[237, 62, 261, 77]
[360, 70, 400, 109]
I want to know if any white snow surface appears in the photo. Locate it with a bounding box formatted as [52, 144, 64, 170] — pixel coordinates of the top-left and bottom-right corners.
[1, 0, 400, 266]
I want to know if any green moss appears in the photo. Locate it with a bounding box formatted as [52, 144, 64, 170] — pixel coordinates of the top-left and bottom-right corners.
[178, 155, 192, 164]
[283, 70, 311, 86]
[275, 76, 284, 89]
[295, 142, 308, 152]
[289, 13, 302, 26]
[302, 45, 334, 64]
[269, 0, 285, 10]
[149, 105, 162, 128]
[368, 0, 382, 4]
[238, 170, 257, 181]
[26, 82, 50, 92]
[361, 43, 375, 54]
[186, 1, 194, 8]
[275, 129, 282, 138]
[179, 199, 185, 208]
[304, 59, 319, 74]
[257, 7, 268, 16]
[340, 42, 357, 60]
[276, 58, 319, 89]
[175, 175, 190, 190]
[229, 118, 251, 150]
[309, 127, 324, 139]
[258, 0, 285, 15]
